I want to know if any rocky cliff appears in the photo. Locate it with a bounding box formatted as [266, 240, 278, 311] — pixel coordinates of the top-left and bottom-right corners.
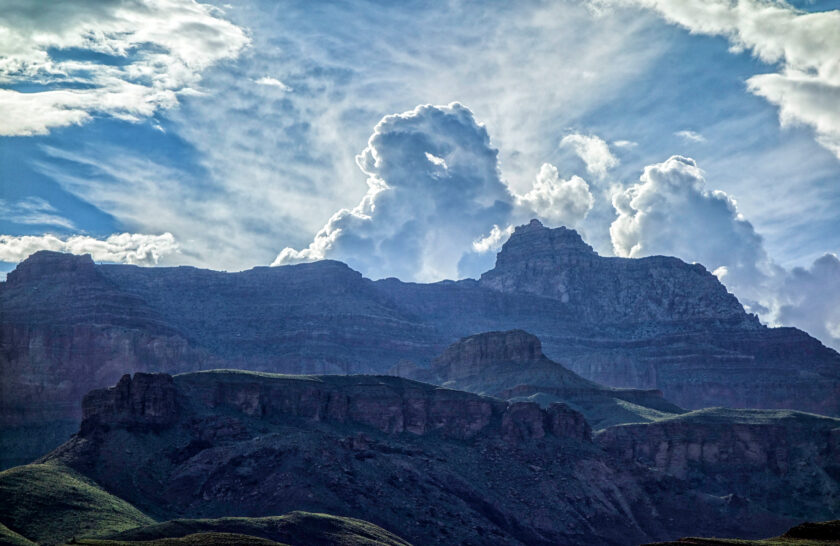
[3, 222, 840, 467]
[597, 408, 840, 521]
[44, 372, 835, 545]
[413, 330, 685, 429]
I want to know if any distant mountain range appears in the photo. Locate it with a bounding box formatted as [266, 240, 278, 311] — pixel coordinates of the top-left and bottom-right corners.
[2, 219, 839, 469]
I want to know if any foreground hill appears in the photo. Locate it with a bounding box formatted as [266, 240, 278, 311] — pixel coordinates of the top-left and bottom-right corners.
[0, 463, 411, 546]
[31, 371, 840, 545]
[2, 219, 839, 467]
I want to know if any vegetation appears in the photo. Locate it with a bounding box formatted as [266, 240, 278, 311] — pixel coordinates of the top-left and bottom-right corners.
[0, 463, 154, 545]
[104, 512, 412, 546]
[648, 520, 840, 545]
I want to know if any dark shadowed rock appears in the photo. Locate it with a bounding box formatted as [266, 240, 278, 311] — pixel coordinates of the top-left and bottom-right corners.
[42, 372, 837, 545]
[3, 221, 840, 466]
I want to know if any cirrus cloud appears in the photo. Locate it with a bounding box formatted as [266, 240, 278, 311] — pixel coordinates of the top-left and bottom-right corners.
[0, 0, 249, 136]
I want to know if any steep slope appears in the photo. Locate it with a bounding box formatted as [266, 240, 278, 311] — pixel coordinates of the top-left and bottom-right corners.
[405, 329, 685, 429]
[0, 462, 155, 545]
[3, 221, 840, 467]
[596, 408, 840, 522]
[97, 512, 412, 546]
[41, 372, 838, 545]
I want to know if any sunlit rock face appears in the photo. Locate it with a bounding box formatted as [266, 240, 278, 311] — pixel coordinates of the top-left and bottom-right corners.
[2, 222, 840, 467]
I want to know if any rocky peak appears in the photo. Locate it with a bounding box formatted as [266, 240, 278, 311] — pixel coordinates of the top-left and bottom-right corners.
[478, 220, 753, 325]
[432, 330, 544, 381]
[82, 372, 179, 432]
[5, 251, 97, 285]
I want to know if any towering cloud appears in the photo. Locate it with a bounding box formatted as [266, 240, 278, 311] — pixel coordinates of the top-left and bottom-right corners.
[274, 103, 596, 281]
[610, 154, 840, 351]
[273, 103, 515, 281]
[610, 155, 770, 297]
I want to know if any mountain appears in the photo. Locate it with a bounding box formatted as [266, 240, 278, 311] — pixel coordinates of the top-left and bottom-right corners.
[402, 329, 686, 429]
[2, 220, 839, 467]
[28, 371, 840, 545]
[643, 519, 840, 545]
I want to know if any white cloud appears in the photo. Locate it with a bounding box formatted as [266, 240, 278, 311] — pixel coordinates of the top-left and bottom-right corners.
[613, 139, 638, 149]
[560, 133, 619, 178]
[0, 197, 75, 229]
[273, 103, 603, 281]
[0, 0, 249, 136]
[675, 129, 706, 143]
[273, 103, 516, 282]
[517, 163, 594, 227]
[254, 76, 291, 91]
[609, 153, 840, 351]
[610, 155, 771, 296]
[774, 253, 840, 350]
[0, 232, 178, 265]
[609, 0, 840, 160]
[472, 224, 515, 253]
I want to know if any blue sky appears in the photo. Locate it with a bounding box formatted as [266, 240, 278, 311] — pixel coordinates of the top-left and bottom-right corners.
[1, 0, 839, 348]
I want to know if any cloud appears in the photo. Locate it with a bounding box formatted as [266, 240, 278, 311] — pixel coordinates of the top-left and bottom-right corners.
[774, 253, 840, 350]
[609, 0, 840, 160]
[254, 76, 291, 91]
[609, 153, 840, 351]
[273, 103, 516, 281]
[0, 197, 75, 229]
[610, 155, 771, 297]
[560, 133, 619, 178]
[675, 129, 706, 143]
[0, 0, 249, 136]
[0, 232, 178, 265]
[517, 163, 594, 226]
[613, 140, 638, 149]
[472, 224, 515, 253]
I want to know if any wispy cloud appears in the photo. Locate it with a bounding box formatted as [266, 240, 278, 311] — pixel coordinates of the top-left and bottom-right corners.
[254, 76, 291, 91]
[0, 0, 249, 136]
[0, 197, 75, 229]
[607, 0, 840, 161]
[675, 129, 706, 143]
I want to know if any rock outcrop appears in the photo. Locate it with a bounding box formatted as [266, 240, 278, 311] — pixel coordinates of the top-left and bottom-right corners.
[44, 372, 837, 545]
[421, 330, 685, 429]
[597, 408, 840, 521]
[3, 222, 840, 467]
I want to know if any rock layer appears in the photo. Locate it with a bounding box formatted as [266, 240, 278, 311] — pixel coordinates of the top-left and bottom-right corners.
[3, 222, 840, 466]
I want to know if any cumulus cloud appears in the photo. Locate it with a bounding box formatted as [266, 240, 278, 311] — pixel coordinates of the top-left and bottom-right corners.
[675, 130, 706, 143]
[472, 224, 515, 254]
[517, 163, 594, 226]
[774, 253, 840, 350]
[609, 153, 840, 351]
[560, 133, 619, 178]
[0, 197, 75, 229]
[273, 103, 600, 281]
[610, 155, 771, 297]
[273, 103, 516, 281]
[0, 232, 178, 265]
[0, 0, 249, 136]
[609, 0, 840, 160]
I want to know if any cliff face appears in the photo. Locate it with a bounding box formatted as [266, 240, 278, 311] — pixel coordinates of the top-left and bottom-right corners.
[479, 220, 752, 325]
[419, 330, 684, 430]
[80, 372, 590, 444]
[45, 372, 831, 545]
[3, 223, 840, 467]
[596, 408, 840, 521]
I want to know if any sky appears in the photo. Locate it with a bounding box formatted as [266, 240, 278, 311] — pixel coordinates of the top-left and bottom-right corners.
[1, 0, 839, 349]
